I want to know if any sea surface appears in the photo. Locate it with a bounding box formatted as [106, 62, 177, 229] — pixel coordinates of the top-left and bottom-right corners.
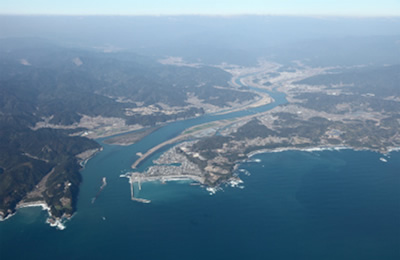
[1, 148, 399, 260]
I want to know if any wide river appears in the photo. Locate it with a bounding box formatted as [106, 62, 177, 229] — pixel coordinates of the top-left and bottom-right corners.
[1, 81, 399, 259]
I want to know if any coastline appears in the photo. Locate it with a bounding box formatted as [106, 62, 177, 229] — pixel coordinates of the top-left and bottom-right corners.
[0, 211, 16, 222]
[0, 200, 69, 230]
[126, 143, 400, 201]
[0, 145, 102, 228]
[387, 147, 400, 154]
[15, 201, 67, 230]
[246, 145, 400, 159]
[247, 145, 352, 158]
[77, 147, 103, 168]
[124, 173, 205, 186]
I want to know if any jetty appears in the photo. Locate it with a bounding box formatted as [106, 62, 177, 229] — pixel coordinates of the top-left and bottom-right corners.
[131, 134, 187, 169]
[91, 177, 107, 204]
[129, 173, 151, 204]
[130, 119, 233, 169]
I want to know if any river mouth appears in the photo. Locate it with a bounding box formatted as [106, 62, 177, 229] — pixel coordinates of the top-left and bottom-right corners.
[110, 74, 288, 172]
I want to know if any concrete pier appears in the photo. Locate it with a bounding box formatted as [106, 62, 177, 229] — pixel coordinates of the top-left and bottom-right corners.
[130, 173, 151, 203]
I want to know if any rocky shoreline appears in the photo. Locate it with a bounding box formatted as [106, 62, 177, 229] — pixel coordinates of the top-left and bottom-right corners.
[0, 201, 69, 230]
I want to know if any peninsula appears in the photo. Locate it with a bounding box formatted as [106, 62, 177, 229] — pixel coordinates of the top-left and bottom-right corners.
[126, 63, 400, 192]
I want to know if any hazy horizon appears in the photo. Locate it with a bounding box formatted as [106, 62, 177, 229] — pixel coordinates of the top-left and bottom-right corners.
[1, 15, 399, 67]
[1, 14, 400, 18]
[1, 0, 400, 16]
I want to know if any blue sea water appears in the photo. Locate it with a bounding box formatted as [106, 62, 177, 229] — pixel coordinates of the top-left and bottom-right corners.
[1, 148, 399, 260]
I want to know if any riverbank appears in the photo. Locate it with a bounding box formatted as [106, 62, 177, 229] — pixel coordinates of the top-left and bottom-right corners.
[77, 147, 103, 168]
[103, 127, 160, 146]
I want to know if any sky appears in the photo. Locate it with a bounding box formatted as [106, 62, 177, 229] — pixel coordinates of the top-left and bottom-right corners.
[1, 0, 399, 16]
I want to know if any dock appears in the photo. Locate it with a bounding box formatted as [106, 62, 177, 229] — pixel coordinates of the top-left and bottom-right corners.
[129, 173, 151, 204]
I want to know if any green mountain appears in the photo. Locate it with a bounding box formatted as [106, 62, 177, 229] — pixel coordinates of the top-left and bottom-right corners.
[0, 38, 254, 219]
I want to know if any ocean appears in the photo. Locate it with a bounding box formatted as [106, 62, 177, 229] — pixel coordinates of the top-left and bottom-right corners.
[1, 148, 399, 260]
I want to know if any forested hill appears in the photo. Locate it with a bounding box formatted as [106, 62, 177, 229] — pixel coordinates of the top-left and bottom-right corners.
[0, 38, 254, 220]
[0, 38, 254, 126]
